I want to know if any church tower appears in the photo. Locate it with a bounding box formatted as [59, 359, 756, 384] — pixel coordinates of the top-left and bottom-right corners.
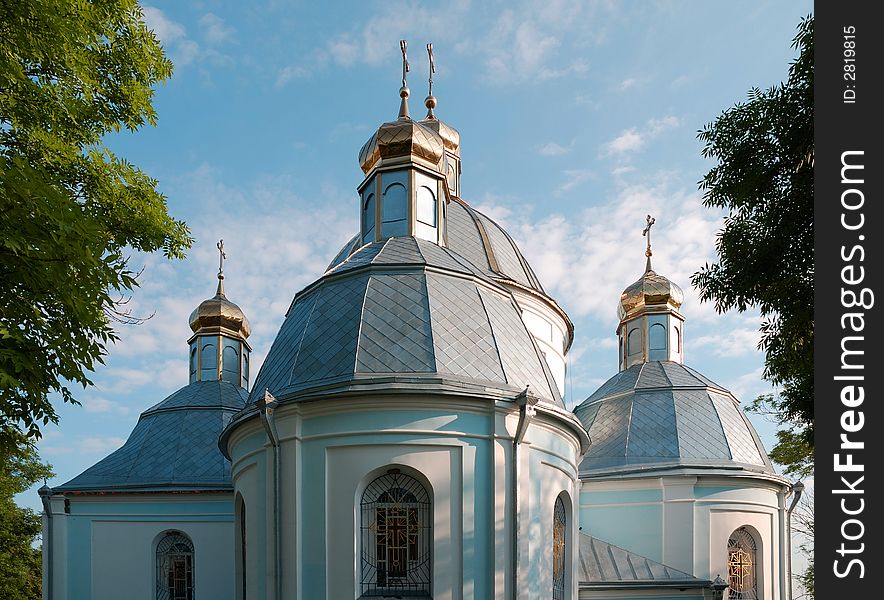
[356, 41, 450, 246]
[617, 215, 686, 370]
[187, 240, 252, 388]
[574, 217, 792, 600]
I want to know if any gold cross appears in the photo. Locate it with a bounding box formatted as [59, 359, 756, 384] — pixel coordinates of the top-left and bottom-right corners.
[216, 239, 226, 275]
[400, 40, 409, 87]
[642, 214, 655, 257]
[427, 43, 435, 96]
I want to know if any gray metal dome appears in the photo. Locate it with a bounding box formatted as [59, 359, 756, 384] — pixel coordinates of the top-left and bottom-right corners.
[574, 361, 775, 477]
[55, 381, 247, 492]
[327, 198, 546, 293]
[251, 236, 562, 406]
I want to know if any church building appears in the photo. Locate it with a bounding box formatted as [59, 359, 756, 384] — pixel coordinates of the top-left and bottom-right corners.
[40, 43, 797, 600]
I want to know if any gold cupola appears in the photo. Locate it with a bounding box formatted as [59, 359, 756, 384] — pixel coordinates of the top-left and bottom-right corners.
[356, 41, 451, 247]
[187, 240, 252, 388]
[616, 216, 686, 370]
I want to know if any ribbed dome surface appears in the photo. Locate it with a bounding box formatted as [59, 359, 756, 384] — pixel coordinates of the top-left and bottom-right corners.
[189, 289, 251, 338]
[251, 237, 562, 405]
[327, 199, 545, 294]
[358, 118, 445, 174]
[574, 361, 774, 477]
[56, 381, 248, 492]
[618, 269, 684, 321]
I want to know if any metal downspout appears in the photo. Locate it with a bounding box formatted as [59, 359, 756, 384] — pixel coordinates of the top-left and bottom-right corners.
[258, 390, 281, 600]
[39, 485, 53, 600]
[512, 388, 538, 600]
[785, 480, 805, 600]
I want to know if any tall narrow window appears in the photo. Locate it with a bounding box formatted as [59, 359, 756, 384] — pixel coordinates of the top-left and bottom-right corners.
[363, 193, 376, 243]
[241, 503, 247, 600]
[727, 527, 758, 600]
[627, 327, 641, 357]
[156, 532, 194, 600]
[189, 345, 198, 383]
[415, 185, 437, 241]
[552, 495, 567, 600]
[360, 469, 431, 597]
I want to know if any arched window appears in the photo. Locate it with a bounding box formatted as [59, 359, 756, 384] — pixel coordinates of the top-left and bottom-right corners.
[671, 325, 681, 355]
[360, 469, 431, 597]
[382, 182, 408, 237]
[627, 327, 642, 357]
[156, 531, 194, 600]
[363, 192, 376, 243]
[728, 527, 758, 600]
[200, 338, 217, 381]
[222, 339, 240, 383]
[552, 495, 567, 600]
[648, 322, 667, 361]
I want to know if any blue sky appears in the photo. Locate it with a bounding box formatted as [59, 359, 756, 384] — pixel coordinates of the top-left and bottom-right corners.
[24, 0, 812, 516]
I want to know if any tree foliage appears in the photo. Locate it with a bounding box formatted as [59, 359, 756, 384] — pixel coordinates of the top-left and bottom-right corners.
[0, 0, 192, 446]
[692, 16, 814, 469]
[0, 434, 53, 600]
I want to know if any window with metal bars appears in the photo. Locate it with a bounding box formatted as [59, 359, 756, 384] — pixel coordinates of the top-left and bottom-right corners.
[360, 469, 431, 597]
[156, 532, 194, 600]
[727, 527, 758, 600]
[552, 495, 567, 600]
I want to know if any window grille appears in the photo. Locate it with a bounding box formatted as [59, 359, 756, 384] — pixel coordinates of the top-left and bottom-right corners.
[552, 495, 566, 600]
[156, 532, 194, 600]
[727, 527, 758, 599]
[360, 469, 431, 597]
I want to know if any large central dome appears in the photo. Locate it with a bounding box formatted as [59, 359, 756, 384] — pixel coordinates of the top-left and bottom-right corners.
[250, 236, 563, 406]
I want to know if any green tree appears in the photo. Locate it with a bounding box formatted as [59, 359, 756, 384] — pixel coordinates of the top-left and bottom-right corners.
[692, 15, 814, 472]
[0, 434, 54, 600]
[0, 0, 192, 447]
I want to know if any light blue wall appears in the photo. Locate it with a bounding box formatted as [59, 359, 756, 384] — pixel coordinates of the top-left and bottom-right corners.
[579, 503, 663, 562]
[61, 495, 234, 599]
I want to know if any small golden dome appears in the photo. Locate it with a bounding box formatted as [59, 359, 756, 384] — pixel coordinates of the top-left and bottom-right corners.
[618, 269, 684, 321]
[358, 118, 445, 175]
[421, 116, 460, 156]
[189, 282, 251, 339]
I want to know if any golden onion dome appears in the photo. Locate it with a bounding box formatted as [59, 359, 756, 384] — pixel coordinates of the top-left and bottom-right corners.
[189, 278, 251, 339]
[358, 84, 445, 175]
[358, 117, 445, 175]
[421, 117, 459, 155]
[618, 269, 684, 321]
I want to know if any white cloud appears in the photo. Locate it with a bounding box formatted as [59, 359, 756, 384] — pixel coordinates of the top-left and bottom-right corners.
[605, 129, 644, 155]
[538, 141, 573, 156]
[276, 65, 310, 87]
[143, 7, 200, 67]
[476, 178, 727, 324]
[617, 77, 639, 91]
[199, 13, 235, 46]
[603, 115, 681, 157]
[555, 169, 595, 195]
[84, 397, 130, 416]
[143, 6, 185, 44]
[322, 0, 608, 85]
[79, 437, 127, 455]
[693, 328, 761, 358]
